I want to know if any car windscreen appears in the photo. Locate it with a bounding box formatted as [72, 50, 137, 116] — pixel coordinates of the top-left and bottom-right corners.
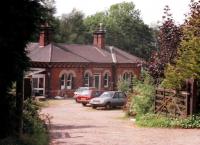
[76, 87, 87, 92]
[81, 90, 91, 96]
[99, 92, 114, 98]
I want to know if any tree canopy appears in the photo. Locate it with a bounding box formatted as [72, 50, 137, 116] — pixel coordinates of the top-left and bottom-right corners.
[53, 2, 156, 60]
[162, 0, 200, 89]
[147, 5, 182, 84]
[84, 2, 155, 60]
[53, 9, 86, 43]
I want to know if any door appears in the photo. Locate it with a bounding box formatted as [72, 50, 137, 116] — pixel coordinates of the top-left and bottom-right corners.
[93, 74, 101, 90]
[32, 74, 45, 96]
[112, 92, 121, 106]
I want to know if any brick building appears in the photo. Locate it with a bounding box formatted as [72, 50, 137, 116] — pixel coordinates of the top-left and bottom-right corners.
[26, 24, 143, 97]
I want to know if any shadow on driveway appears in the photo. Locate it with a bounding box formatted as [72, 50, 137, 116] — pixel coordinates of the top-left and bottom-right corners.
[50, 124, 102, 130]
[50, 124, 104, 140]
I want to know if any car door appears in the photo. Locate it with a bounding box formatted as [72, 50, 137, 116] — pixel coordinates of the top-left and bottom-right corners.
[112, 92, 120, 106]
[118, 92, 126, 106]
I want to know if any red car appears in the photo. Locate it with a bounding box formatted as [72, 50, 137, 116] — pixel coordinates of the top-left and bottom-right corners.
[76, 90, 104, 106]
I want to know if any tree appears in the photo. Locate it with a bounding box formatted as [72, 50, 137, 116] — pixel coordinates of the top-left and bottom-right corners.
[0, 0, 49, 138]
[54, 9, 87, 43]
[162, 0, 200, 89]
[148, 5, 182, 84]
[84, 12, 107, 43]
[84, 2, 155, 60]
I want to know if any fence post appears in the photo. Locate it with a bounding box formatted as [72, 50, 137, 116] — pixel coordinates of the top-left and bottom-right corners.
[188, 79, 198, 115]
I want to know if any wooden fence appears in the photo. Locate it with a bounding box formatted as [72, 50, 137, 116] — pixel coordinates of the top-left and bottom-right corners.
[155, 79, 199, 118]
[154, 88, 189, 118]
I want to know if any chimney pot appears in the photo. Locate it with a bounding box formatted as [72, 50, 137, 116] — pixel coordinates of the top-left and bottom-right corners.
[39, 23, 51, 47]
[93, 23, 106, 49]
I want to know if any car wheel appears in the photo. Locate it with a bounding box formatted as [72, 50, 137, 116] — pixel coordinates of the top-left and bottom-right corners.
[92, 106, 97, 109]
[82, 103, 87, 106]
[105, 102, 111, 110]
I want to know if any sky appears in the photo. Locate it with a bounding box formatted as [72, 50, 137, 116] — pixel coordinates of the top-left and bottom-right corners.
[55, 0, 191, 25]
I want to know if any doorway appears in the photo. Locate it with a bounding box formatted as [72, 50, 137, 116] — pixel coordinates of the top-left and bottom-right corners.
[93, 74, 101, 90]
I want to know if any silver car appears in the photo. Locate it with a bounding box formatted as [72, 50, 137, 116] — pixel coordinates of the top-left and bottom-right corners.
[89, 91, 127, 109]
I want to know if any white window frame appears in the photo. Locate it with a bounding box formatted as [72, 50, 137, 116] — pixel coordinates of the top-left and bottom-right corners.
[60, 73, 73, 90]
[60, 74, 67, 90]
[32, 74, 45, 96]
[84, 73, 90, 87]
[66, 74, 73, 89]
[104, 73, 109, 88]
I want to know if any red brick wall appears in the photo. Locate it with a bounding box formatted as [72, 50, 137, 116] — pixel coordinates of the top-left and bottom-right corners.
[46, 63, 140, 98]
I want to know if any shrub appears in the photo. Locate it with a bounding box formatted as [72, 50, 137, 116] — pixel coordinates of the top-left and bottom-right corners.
[22, 98, 49, 145]
[136, 113, 200, 128]
[136, 113, 172, 128]
[127, 71, 155, 116]
[0, 98, 49, 145]
[117, 79, 130, 93]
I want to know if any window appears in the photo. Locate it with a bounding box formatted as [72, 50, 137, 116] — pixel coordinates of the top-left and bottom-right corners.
[104, 73, 109, 87]
[119, 92, 126, 98]
[32, 74, 45, 96]
[60, 73, 73, 90]
[84, 73, 90, 87]
[123, 72, 129, 81]
[66, 74, 73, 89]
[60, 74, 67, 89]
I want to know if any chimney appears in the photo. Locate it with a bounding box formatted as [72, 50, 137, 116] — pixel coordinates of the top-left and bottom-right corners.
[93, 23, 105, 49]
[39, 23, 51, 47]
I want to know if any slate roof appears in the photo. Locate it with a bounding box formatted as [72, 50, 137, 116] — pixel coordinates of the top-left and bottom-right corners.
[27, 43, 142, 64]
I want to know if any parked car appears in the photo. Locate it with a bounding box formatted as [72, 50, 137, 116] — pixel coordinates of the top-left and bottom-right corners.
[76, 90, 104, 106]
[89, 91, 127, 109]
[73, 87, 96, 102]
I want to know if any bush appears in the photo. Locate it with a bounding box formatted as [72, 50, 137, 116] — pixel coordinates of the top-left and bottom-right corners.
[136, 114, 172, 128]
[117, 79, 130, 93]
[22, 98, 49, 145]
[127, 71, 155, 116]
[136, 113, 200, 128]
[0, 98, 49, 145]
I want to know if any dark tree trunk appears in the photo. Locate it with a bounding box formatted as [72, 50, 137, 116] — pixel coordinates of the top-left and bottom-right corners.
[0, 79, 11, 139]
[16, 72, 24, 137]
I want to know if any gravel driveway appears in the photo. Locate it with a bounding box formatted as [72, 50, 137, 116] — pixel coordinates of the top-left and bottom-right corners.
[41, 99, 200, 145]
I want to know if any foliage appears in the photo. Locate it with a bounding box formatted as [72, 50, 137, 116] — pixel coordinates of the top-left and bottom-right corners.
[136, 113, 200, 128]
[117, 79, 131, 93]
[162, 0, 200, 89]
[53, 9, 87, 43]
[53, 2, 155, 59]
[127, 71, 155, 116]
[147, 5, 182, 85]
[0, 0, 50, 138]
[83, 12, 107, 43]
[136, 113, 172, 127]
[0, 98, 49, 145]
[22, 99, 49, 145]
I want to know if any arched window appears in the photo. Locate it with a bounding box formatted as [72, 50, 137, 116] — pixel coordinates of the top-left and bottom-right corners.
[60, 74, 67, 89]
[123, 72, 129, 81]
[66, 73, 73, 89]
[104, 73, 109, 88]
[84, 73, 90, 87]
[60, 73, 74, 90]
